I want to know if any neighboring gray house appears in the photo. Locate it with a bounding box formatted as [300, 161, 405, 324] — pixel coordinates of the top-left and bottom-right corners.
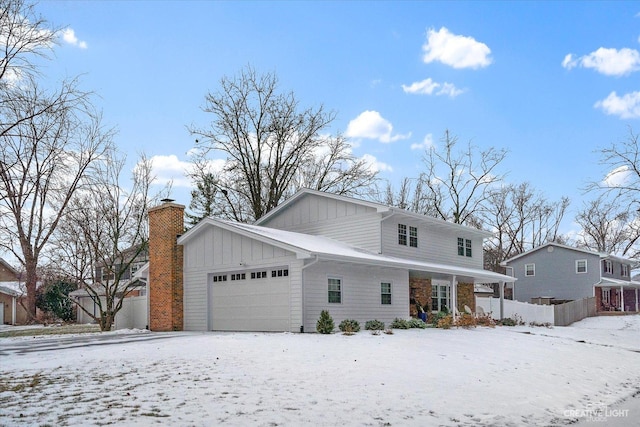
[165, 189, 515, 333]
[501, 242, 640, 312]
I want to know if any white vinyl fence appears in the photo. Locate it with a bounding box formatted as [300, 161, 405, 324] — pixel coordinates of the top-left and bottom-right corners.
[114, 296, 148, 330]
[476, 296, 596, 326]
[476, 297, 555, 325]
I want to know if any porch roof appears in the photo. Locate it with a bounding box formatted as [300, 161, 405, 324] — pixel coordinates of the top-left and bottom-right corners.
[597, 278, 640, 289]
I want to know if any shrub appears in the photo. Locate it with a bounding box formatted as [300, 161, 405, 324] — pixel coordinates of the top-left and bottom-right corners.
[476, 314, 496, 327]
[497, 317, 517, 326]
[454, 313, 477, 329]
[429, 311, 448, 327]
[529, 321, 552, 328]
[364, 319, 385, 331]
[316, 310, 335, 334]
[35, 280, 77, 322]
[407, 318, 427, 329]
[338, 319, 361, 334]
[436, 314, 453, 329]
[390, 318, 410, 329]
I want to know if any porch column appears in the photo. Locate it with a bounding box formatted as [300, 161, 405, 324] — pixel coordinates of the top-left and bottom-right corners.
[11, 295, 16, 325]
[499, 280, 505, 320]
[451, 275, 457, 317]
[636, 288, 638, 312]
[621, 286, 625, 312]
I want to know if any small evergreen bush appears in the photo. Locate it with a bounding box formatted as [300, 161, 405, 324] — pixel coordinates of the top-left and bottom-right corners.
[429, 311, 449, 327]
[338, 319, 361, 334]
[390, 318, 410, 329]
[316, 310, 335, 334]
[364, 319, 385, 330]
[407, 318, 427, 329]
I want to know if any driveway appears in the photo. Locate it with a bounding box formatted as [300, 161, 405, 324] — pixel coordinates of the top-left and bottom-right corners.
[0, 331, 184, 356]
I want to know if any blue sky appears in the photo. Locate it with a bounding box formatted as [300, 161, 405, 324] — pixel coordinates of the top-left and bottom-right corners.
[37, 1, 640, 233]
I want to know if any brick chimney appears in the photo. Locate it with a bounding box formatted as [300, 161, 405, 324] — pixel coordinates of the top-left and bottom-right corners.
[148, 199, 185, 331]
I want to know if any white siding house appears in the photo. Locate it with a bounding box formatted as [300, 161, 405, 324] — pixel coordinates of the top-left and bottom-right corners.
[173, 189, 515, 333]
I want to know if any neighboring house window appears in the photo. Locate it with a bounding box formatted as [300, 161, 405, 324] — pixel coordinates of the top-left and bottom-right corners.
[328, 277, 342, 303]
[458, 238, 472, 257]
[603, 260, 613, 274]
[398, 224, 407, 246]
[576, 260, 587, 274]
[525, 263, 535, 276]
[409, 226, 418, 248]
[381, 282, 391, 305]
[431, 283, 450, 312]
[621, 264, 629, 277]
[602, 288, 610, 305]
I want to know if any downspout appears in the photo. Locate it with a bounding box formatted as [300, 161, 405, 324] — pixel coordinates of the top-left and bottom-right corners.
[12, 295, 16, 325]
[300, 255, 320, 333]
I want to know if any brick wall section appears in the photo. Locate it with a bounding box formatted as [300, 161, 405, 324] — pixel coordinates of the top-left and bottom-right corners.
[456, 282, 475, 312]
[409, 277, 432, 317]
[148, 202, 185, 331]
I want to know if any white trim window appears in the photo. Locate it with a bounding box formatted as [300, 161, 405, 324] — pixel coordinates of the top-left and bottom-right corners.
[398, 224, 407, 246]
[457, 238, 472, 257]
[525, 263, 535, 277]
[381, 282, 392, 305]
[328, 277, 342, 304]
[431, 283, 450, 312]
[409, 226, 418, 248]
[621, 264, 629, 277]
[603, 260, 613, 275]
[576, 259, 587, 274]
[602, 288, 610, 305]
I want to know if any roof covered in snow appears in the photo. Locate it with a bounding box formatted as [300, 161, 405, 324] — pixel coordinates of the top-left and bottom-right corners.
[179, 217, 514, 284]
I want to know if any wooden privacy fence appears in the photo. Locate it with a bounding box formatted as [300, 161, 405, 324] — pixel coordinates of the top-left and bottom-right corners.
[475, 296, 596, 326]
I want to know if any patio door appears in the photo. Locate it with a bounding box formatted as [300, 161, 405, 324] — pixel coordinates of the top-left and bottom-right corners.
[431, 280, 450, 312]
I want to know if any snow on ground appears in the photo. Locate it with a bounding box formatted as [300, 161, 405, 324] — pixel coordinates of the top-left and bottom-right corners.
[1, 316, 639, 427]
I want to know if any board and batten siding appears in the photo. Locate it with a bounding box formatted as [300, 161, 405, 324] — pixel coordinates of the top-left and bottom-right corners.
[381, 216, 484, 270]
[302, 260, 409, 332]
[182, 224, 303, 332]
[259, 193, 381, 252]
[508, 246, 600, 303]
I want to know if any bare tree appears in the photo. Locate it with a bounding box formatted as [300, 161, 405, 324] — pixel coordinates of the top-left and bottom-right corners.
[48, 153, 155, 331]
[0, 0, 111, 320]
[482, 182, 570, 272]
[188, 66, 378, 222]
[416, 130, 507, 225]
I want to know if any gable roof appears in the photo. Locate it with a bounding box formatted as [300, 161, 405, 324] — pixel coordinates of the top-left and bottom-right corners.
[178, 217, 514, 284]
[254, 188, 491, 238]
[501, 242, 612, 266]
[0, 257, 18, 276]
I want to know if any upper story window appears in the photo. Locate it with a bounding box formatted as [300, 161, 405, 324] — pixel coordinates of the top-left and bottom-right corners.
[409, 226, 418, 248]
[525, 263, 535, 277]
[576, 259, 587, 274]
[603, 260, 613, 275]
[458, 238, 472, 257]
[398, 224, 407, 246]
[621, 264, 629, 277]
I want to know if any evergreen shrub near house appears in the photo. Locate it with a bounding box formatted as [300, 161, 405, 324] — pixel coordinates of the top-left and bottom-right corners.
[365, 319, 385, 331]
[407, 318, 427, 329]
[338, 319, 360, 334]
[316, 310, 335, 334]
[390, 318, 410, 329]
[429, 311, 449, 327]
[35, 280, 77, 322]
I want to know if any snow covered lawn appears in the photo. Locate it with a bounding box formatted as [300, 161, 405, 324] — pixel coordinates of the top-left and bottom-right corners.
[1, 316, 640, 426]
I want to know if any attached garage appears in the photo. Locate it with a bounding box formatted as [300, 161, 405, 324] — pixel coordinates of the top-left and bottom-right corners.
[208, 267, 291, 331]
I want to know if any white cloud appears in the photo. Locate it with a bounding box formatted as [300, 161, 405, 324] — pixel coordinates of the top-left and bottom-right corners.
[361, 154, 393, 173]
[603, 165, 633, 188]
[402, 78, 464, 97]
[345, 110, 411, 144]
[562, 48, 640, 76]
[411, 133, 434, 151]
[594, 91, 640, 118]
[422, 27, 492, 69]
[61, 28, 88, 49]
[147, 154, 225, 188]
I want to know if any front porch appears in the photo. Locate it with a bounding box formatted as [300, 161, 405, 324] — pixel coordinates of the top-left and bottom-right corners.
[595, 279, 640, 314]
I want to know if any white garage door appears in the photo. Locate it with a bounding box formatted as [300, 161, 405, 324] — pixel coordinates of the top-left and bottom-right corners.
[209, 267, 290, 332]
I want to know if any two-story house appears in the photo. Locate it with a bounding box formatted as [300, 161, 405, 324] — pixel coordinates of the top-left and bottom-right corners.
[148, 189, 514, 332]
[501, 242, 640, 312]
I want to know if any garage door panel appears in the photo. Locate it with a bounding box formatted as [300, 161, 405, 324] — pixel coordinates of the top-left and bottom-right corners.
[210, 273, 290, 332]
